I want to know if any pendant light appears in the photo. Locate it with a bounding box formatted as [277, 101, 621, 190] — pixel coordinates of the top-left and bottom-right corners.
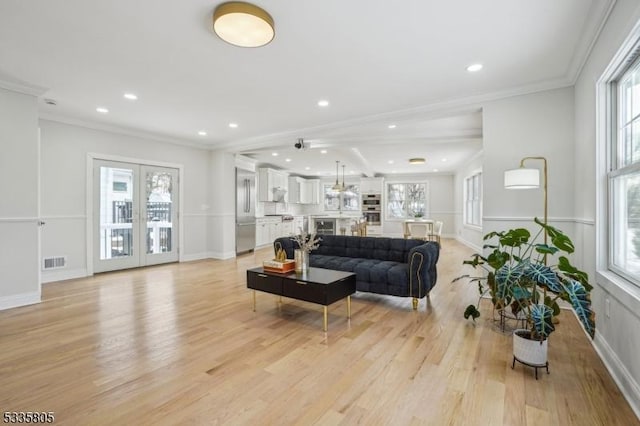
[341, 164, 346, 191]
[332, 160, 343, 191]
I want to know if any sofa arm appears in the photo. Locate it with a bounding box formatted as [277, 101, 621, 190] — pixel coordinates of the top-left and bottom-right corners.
[408, 241, 440, 298]
[273, 237, 298, 259]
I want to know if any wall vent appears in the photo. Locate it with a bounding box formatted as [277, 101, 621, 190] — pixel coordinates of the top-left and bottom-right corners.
[43, 256, 66, 270]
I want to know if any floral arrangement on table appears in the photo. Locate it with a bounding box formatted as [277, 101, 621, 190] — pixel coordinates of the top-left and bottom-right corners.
[291, 229, 322, 253]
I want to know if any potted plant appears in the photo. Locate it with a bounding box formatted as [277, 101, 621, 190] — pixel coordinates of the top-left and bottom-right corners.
[454, 218, 595, 377]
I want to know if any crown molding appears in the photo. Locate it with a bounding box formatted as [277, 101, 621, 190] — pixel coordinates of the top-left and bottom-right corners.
[0, 78, 47, 97]
[216, 77, 573, 152]
[39, 113, 210, 151]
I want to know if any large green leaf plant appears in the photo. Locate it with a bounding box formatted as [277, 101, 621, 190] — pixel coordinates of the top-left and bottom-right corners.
[454, 218, 595, 340]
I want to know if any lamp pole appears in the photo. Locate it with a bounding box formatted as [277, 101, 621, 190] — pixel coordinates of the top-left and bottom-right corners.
[518, 156, 548, 251]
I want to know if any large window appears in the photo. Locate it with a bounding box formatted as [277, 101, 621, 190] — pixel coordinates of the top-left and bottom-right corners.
[386, 183, 427, 219]
[610, 57, 640, 285]
[464, 172, 482, 227]
[323, 183, 360, 212]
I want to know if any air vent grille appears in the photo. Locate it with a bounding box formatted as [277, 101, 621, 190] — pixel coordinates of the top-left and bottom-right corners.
[43, 256, 66, 270]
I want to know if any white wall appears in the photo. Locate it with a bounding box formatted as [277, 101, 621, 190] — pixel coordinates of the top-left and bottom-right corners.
[454, 151, 483, 251]
[574, 0, 640, 417]
[207, 150, 235, 259]
[482, 87, 576, 238]
[39, 120, 212, 280]
[0, 88, 40, 309]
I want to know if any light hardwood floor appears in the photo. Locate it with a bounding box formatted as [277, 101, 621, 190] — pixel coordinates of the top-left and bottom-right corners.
[0, 239, 637, 425]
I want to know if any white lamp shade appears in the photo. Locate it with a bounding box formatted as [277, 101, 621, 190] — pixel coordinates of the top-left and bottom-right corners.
[504, 168, 540, 189]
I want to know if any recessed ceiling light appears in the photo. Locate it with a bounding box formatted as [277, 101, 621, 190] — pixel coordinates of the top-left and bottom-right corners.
[96, 107, 109, 114]
[124, 93, 138, 100]
[349, 170, 355, 174]
[285, 158, 291, 162]
[229, 122, 238, 128]
[272, 152, 278, 156]
[320, 150, 327, 154]
[317, 100, 329, 107]
[442, 158, 448, 162]
[466, 63, 483, 72]
[391, 170, 397, 174]
[388, 124, 397, 129]
[388, 160, 394, 164]
[306, 167, 311, 171]
[44, 98, 57, 106]
[434, 169, 439, 172]
[198, 131, 207, 136]
[409, 158, 426, 164]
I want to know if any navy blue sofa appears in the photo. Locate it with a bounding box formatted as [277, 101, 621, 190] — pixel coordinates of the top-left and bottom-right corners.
[273, 235, 440, 310]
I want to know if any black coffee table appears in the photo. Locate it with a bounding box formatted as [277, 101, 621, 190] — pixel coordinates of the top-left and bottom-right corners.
[247, 266, 356, 331]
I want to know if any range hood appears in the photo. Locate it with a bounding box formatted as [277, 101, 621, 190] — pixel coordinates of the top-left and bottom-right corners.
[272, 187, 287, 203]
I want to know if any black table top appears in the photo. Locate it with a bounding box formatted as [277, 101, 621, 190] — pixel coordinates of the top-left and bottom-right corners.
[248, 266, 355, 285]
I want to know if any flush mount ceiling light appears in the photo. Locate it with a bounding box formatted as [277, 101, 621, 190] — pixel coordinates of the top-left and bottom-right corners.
[409, 158, 426, 164]
[213, 2, 274, 48]
[467, 63, 483, 72]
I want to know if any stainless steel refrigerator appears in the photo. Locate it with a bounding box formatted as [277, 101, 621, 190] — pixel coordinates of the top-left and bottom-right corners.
[236, 168, 256, 254]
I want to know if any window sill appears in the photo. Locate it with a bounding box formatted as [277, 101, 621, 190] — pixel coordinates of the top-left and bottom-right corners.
[596, 270, 640, 319]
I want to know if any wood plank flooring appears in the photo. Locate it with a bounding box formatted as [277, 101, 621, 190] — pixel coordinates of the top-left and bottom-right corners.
[0, 239, 637, 425]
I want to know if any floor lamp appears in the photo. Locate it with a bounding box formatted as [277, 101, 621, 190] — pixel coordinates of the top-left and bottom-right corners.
[504, 156, 548, 255]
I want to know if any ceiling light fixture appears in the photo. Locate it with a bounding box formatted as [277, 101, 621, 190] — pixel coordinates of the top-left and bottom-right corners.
[388, 160, 394, 164]
[467, 63, 483, 72]
[198, 131, 207, 136]
[388, 124, 397, 129]
[320, 150, 327, 154]
[409, 158, 426, 164]
[272, 152, 278, 156]
[229, 122, 238, 128]
[442, 158, 448, 162]
[213, 2, 275, 48]
[124, 93, 138, 100]
[285, 158, 291, 162]
[96, 107, 109, 114]
[317, 100, 329, 107]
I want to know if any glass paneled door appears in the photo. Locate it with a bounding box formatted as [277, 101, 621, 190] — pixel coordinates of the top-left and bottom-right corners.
[93, 160, 179, 273]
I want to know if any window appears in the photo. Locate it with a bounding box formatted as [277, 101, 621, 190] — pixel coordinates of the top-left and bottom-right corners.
[464, 172, 482, 227]
[323, 183, 360, 212]
[609, 56, 640, 285]
[386, 182, 427, 219]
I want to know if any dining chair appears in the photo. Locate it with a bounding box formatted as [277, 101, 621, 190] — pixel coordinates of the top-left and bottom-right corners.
[405, 222, 431, 240]
[428, 220, 443, 244]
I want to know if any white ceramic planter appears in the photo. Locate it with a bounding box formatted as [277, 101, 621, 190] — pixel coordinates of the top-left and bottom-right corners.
[513, 329, 548, 366]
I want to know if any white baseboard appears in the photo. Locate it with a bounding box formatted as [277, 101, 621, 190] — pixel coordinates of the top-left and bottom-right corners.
[455, 236, 482, 252]
[209, 250, 236, 260]
[0, 291, 41, 311]
[593, 333, 640, 420]
[181, 252, 211, 262]
[41, 268, 88, 283]
[181, 251, 236, 261]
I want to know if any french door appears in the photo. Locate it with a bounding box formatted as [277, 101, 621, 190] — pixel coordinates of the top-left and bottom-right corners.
[93, 160, 179, 273]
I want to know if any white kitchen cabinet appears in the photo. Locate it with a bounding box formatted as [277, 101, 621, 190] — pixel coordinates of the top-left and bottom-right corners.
[307, 179, 320, 204]
[259, 168, 289, 202]
[288, 176, 305, 204]
[360, 177, 384, 194]
[281, 221, 294, 237]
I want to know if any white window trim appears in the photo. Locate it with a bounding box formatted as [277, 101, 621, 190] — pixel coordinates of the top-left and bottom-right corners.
[463, 171, 482, 228]
[596, 20, 640, 290]
[384, 180, 429, 221]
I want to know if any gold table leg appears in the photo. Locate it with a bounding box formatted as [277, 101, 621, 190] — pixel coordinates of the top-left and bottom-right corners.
[323, 306, 328, 332]
[347, 296, 351, 319]
[252, 290, 256, 312]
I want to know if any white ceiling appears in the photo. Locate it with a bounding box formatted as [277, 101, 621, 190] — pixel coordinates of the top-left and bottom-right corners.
[0, 0, 612, 176]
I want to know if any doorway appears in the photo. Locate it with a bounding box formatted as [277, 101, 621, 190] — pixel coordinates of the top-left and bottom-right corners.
[93, 159, 179, 273]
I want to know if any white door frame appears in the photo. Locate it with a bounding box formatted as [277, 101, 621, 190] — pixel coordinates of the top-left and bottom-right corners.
[86, 153, 184, 276]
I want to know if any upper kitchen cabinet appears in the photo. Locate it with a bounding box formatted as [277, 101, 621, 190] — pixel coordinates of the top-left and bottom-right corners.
[288, 177, 321, 204]
[258, 168, 289, 202]
[360, 177, 384, 194]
